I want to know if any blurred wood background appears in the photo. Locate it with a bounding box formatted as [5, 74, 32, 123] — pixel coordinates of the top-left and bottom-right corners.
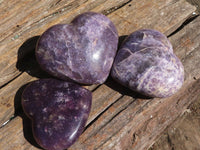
[0, 0, 200, 149]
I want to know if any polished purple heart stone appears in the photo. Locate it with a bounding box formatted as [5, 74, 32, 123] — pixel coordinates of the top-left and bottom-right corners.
[36, 12, 118, 84]
[21, 79, 92, 150]
[111, 29, 184, 98]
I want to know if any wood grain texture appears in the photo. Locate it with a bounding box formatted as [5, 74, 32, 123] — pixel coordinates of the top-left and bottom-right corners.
[0, 0, 198, 150]
[108, 0, 196, 36]
[0, 0, 130, 126]
[0, 0, 195, 87]
[70, 16, 200, 149]
[0, 0, 195, 127]
[150, 97, 200, 150]
[0, 0, 130, 87]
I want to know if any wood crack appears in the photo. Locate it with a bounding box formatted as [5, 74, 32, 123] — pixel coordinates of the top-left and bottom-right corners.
[167, 133, 175, 150]
[0, 72, 23, 90]
[95, 99, 151, 150]
[167, 13, 199, 37]
[0, 115, 15, 129]
[91, 84, 102, 92]
[84, 95, 124, 132]
[102, 0, 133, 15]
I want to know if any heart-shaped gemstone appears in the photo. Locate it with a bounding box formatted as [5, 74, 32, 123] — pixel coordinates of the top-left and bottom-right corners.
[111, 29, 184, 98]
[21, 79, 92, 150]
[36, 12, 118, 84]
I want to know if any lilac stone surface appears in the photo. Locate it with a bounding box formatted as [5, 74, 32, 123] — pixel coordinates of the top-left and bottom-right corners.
[111, 29, 184, 98]
[36, 12, 118, 84]
[21, 79, 92, 150]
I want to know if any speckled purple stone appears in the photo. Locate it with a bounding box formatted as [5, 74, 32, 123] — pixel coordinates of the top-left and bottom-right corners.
[36, 12, 118, 84]
[21, 79, 92, 150]
[111, 29, 184, 98]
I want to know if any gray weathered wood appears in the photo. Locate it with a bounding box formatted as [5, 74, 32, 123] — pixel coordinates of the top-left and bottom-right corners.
[0, 0, 198, 150]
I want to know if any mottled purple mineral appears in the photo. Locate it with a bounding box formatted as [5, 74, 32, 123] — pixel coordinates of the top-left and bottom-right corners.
[111, 29, 184, 98]
[36, 12, 118, 84]
[21, 79, 92, 150]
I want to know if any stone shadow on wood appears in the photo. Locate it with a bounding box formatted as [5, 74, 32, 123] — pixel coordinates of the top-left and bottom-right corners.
[105, 76, 151, 99]
[16, 36, 53, 79]
[14, 82, 42, 149]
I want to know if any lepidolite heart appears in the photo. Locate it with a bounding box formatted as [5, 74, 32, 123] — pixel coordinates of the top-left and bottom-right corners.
[21, 79, 92, 150]
[111, 29, 184, 98]
[36, 12, 118, 84]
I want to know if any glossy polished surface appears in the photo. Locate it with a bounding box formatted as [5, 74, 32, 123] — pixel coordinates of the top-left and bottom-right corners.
[36, 12, 118, 84]
[111, 29, 184, 98]
[21, 79, 92, 150]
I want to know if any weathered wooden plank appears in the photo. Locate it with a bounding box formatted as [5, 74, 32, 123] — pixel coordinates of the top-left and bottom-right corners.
[0, 0, 195, 87]
[108, 16, 200, 150]
[89, 16, 200, 150]
[0, 0, 195, 128]
[0, 0, 130, 43]
[100, 80, 200, 150]
[0, 73, 36, 126]
[87, 84, 122, 125]
[1, 81, 199, 150]
[1, 11, 200, 150]
[150, 97, 200, 150]
[108, 0, 196, 36]
[0, 0, 198, 150]
[70, 96, 150, 150]
[0, 116, 39, 150]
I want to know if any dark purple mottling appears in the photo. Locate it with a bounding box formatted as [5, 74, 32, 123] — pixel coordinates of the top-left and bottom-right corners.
[36, 12, 118, 84]
[111, 29, 184, 98]
[21, 79, 92, 150]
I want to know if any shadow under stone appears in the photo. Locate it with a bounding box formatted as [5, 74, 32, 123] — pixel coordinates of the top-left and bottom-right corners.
[104, 76, 152, 100]
[16, 36, 53, 79]
[118, 35, 128, 49]
[14, 83, 42, 149]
